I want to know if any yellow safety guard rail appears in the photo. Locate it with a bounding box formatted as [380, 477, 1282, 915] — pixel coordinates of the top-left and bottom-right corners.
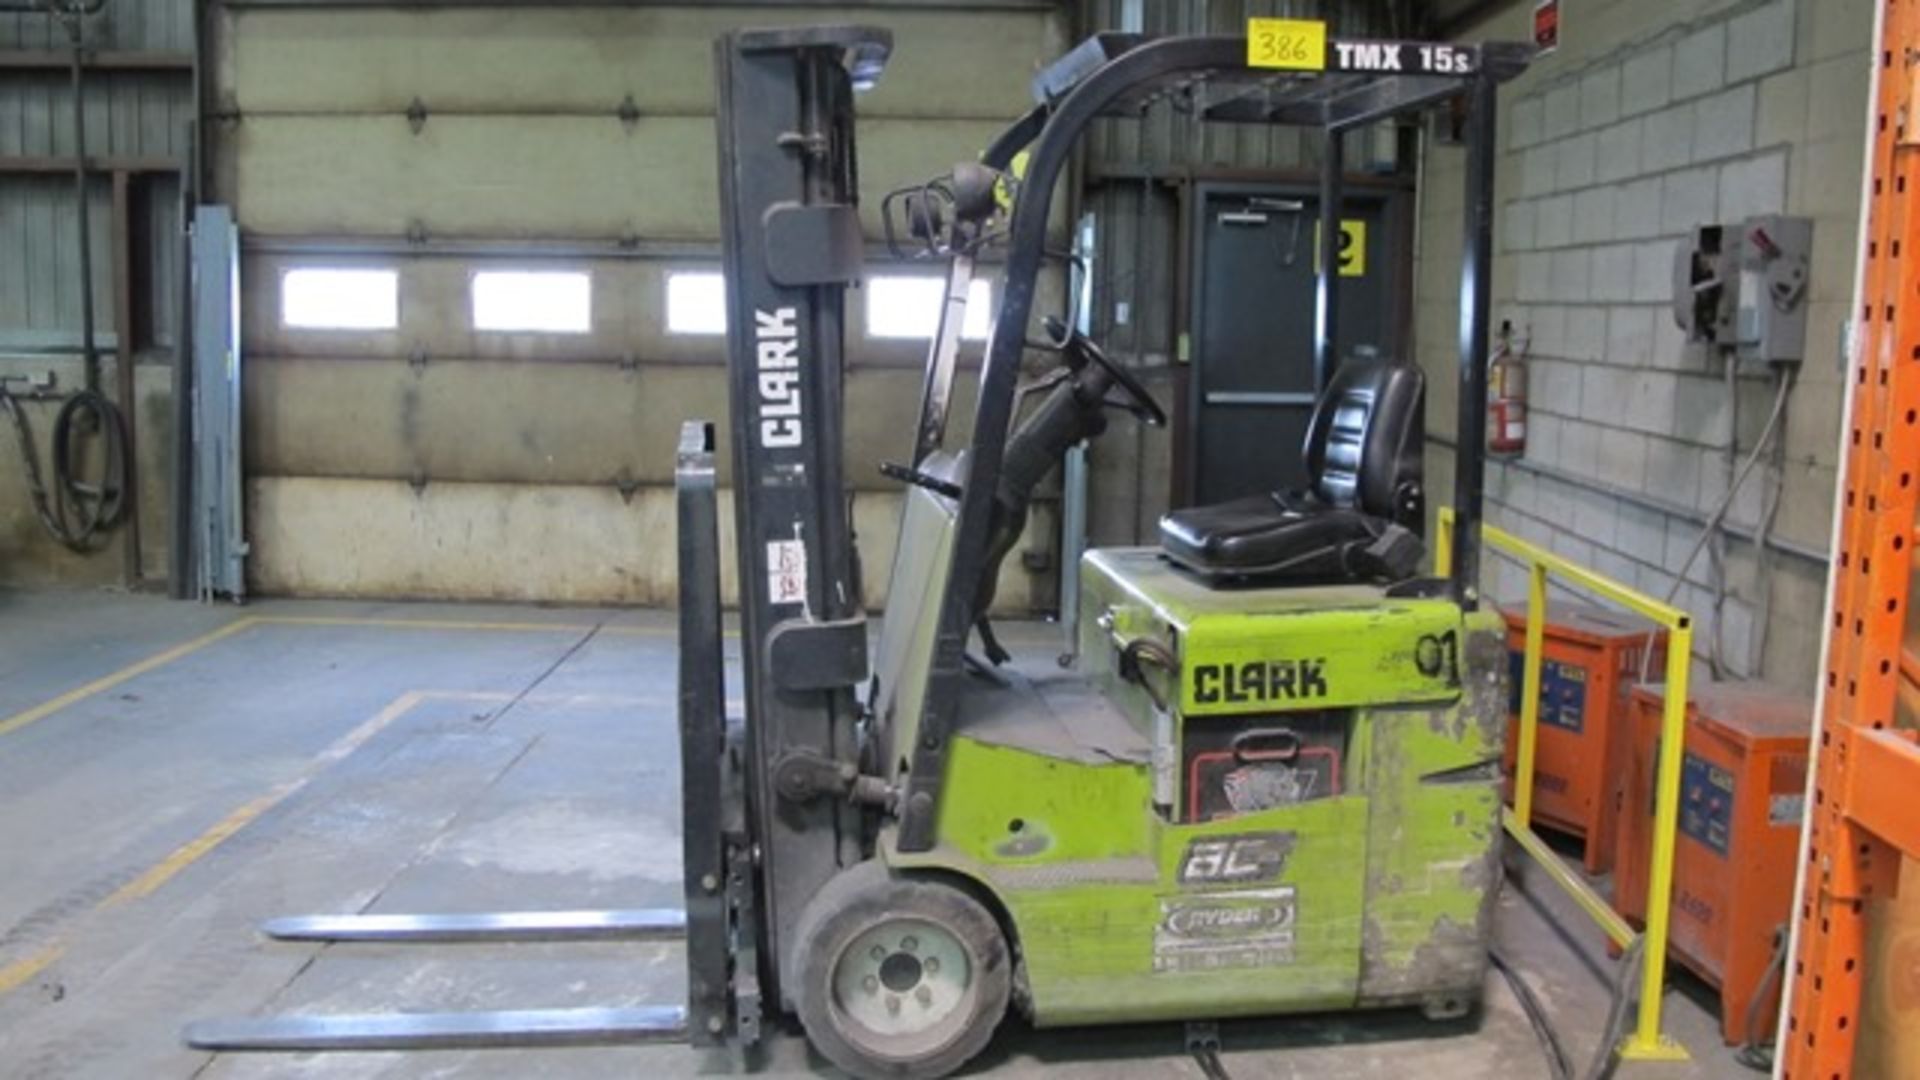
[1437, 507, 1695, 1063]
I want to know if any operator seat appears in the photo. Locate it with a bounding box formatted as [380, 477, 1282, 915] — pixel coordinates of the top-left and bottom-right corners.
[1159, 359, 1426, 585]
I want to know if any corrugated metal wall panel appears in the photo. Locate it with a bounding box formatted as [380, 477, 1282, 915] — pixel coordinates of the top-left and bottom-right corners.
[0, 0, 191, 351]
[1085, 179, 1178, 363]
[0, 72, 189, 158]
[0, 176, 110, 344]
[145, 171, 180, 346]
[0, 0, 193, 51]
[0, 0, 194, 586]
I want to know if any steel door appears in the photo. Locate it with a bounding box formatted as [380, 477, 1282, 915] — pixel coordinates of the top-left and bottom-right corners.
[1188, 185, 1398, 506]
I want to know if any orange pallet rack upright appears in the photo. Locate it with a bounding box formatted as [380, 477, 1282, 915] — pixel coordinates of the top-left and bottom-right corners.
[1779, 1, 1920, 1075]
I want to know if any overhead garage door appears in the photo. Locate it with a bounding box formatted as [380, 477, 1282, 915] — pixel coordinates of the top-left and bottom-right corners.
[210, 1, 1070, 606]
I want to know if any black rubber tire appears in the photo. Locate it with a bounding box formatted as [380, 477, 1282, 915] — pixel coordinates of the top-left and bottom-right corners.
[790, 861, 1011, 1080]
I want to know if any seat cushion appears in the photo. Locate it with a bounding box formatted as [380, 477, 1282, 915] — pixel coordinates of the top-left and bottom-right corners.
[1159, 493, 1423, 584]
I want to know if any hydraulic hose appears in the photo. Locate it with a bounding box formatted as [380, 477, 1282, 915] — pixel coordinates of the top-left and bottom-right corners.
[2, 386, 129, 551]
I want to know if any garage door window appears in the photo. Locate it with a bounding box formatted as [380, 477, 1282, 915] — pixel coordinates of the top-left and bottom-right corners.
[666, 272, 727, 335]
[281, 268, 399, 330]
[472, 270, 592, 333]
[866, 276, 992, 340]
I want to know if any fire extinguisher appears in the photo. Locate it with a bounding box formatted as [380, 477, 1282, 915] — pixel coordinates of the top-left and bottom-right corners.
[1488, 319, 1527, 457]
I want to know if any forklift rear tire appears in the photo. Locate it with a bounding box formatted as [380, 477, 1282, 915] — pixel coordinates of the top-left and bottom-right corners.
[791, 861, 1011, 1080]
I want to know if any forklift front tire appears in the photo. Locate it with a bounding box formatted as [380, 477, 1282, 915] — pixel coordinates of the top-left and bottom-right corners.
[792, 862, 1011, 1080]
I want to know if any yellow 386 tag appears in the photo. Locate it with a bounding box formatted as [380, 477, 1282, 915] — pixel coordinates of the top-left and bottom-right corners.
[1247, 18, 1327, 71]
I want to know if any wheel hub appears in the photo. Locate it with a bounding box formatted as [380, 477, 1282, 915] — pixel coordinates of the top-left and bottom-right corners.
[878, 951, 923, 992]
[831, 918, 972, 1041]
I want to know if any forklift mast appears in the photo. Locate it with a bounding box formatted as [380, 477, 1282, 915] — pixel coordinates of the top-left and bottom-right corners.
[707, 25, 891, 1017]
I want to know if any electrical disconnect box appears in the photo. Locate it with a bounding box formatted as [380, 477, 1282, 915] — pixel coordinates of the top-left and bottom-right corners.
[1672, 214, 1811, 366]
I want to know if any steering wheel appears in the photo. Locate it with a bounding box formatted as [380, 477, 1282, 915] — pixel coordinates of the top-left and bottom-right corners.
[1042, 316, 1167, 428]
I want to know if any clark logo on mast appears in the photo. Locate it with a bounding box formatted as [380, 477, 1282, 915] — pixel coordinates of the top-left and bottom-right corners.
[755, 307, 803, 449]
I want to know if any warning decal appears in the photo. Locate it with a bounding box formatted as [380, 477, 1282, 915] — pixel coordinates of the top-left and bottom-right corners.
[766, 538, 808, 607]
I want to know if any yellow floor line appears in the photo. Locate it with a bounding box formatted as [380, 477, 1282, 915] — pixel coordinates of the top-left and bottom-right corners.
[0, 943, 66, 998]
[0, 610, 717, 745]
[0, 617, 260, 740]
[0, 691, 429, 999]
[253, 614, 691, 637]
[101, 691, 430, 909]
[0, 687, 689, 1000]
[253, 615, 650, 635]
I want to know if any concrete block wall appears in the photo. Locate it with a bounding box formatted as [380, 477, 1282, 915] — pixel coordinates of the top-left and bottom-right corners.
[1416, 0, 1872, 690]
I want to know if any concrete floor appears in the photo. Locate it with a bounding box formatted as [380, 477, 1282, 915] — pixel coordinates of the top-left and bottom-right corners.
[0, 588, 1753, 1079]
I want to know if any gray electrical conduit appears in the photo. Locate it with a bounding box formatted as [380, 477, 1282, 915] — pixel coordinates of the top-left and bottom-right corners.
[1747, 394, 1790, 677]
[1638, 365, 1796, 684]
[1711, 354, 1739, 677]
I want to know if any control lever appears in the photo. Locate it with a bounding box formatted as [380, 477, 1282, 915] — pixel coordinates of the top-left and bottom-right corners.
[879, 461, 963, 499]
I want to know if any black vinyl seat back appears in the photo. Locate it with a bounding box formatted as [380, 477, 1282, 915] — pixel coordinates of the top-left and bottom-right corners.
[1158, 359, 1426, 584]
[1305, 359, 1425, 525]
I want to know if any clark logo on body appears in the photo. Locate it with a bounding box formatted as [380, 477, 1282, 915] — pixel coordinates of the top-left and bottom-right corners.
[1191, 658, 1330, 704]
[754, 307, 802, 449]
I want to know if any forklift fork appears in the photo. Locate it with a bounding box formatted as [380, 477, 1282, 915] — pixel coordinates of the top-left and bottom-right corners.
[182, 424, 744, 1055]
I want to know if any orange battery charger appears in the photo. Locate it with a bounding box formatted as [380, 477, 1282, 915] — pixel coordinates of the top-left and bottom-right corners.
[1613, 683, 1812, 1046]
[1500, 601, 1667, 874]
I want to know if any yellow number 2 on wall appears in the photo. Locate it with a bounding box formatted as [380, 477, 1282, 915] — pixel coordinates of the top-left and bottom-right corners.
[1312, 220, 1369, 277]
[1246, 18, 1327, 71]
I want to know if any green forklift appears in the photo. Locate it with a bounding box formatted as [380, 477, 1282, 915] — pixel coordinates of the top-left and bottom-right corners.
[188, 24, 1531, 1080]
[687, 22, 1532, 1077]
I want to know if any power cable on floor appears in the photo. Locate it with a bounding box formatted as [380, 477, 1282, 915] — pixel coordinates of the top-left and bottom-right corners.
[1492, 935, 1644, 1080]
[1580, 936, 1644, 1080]
[480, 621, 606, 727]
[1491, 945, 1574, 1080]
[1733, 925, 1789, 1072]
[1191, 1043, 1232, 1080]
[1184, 1021, 1232, 1080]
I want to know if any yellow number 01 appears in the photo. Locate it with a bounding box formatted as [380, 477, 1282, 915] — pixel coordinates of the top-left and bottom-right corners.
[1247, 18, 1327, 71]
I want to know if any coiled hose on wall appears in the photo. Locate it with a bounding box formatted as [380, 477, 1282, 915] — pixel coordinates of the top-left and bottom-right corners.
[1, 386, 129, 552]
